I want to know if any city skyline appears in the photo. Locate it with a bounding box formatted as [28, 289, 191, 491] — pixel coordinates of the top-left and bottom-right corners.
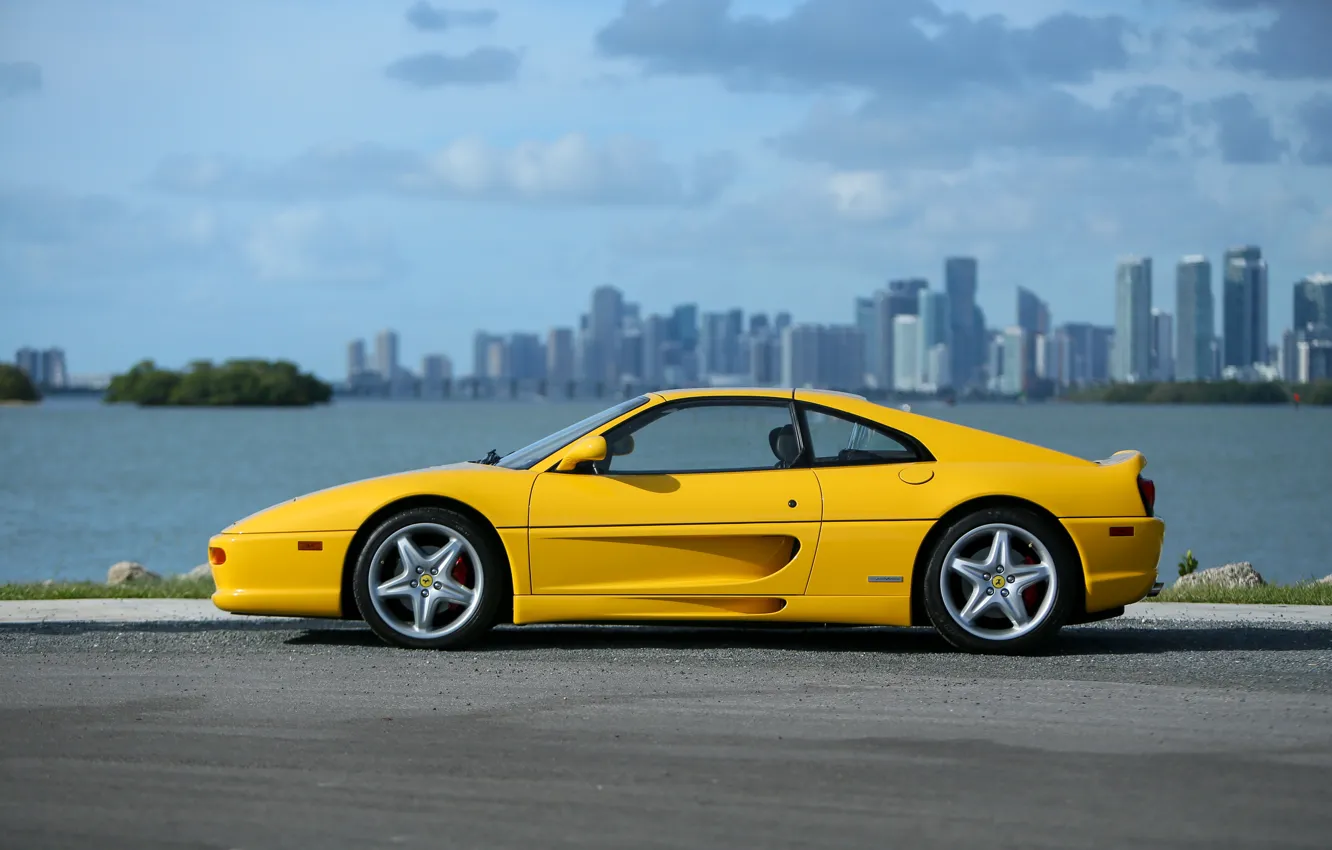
[333, 247, 1332, 396]
[4, 1, 1331, 379]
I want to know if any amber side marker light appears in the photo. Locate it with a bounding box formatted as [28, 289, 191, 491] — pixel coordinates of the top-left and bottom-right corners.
[297, 540, 323, 551]
[208, 547, 227, 565]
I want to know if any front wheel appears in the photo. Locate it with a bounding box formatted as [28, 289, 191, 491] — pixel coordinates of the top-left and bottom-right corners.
[352, 507, 506, 649]
[922, 507, 1079, 655]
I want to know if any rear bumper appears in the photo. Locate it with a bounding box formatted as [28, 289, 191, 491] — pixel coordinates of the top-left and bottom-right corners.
[1062, 517, 1165, 613]
[207, 530, 354, 618]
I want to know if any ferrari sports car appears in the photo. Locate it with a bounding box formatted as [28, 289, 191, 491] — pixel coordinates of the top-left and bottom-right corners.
[208, 388, 1164, 654]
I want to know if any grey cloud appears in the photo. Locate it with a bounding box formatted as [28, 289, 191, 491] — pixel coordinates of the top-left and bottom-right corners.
[405, 2, 498, 31]
[386, 47, 520, 87]
[0, 61, 42, 99]
[1202, 93, 1287, 164]
[148, 137, 739, 207]
[1198, 0, 1332, 78]
[595, 0, 1130, 94]
[1297, 95, 1332, 165]
[774, 85, 1187, 169]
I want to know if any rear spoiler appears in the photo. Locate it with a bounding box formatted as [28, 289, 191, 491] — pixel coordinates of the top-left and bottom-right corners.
[1095, 449, 1147, 475]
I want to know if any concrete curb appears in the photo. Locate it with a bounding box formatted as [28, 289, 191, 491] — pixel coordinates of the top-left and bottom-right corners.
[1, 598, 1330, 626]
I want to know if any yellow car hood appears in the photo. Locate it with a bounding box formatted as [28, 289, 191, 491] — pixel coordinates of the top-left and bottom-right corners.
[221, 462, 533, 534]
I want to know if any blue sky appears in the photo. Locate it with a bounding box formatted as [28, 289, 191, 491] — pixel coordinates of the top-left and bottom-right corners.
[2, 0, 1329, 379]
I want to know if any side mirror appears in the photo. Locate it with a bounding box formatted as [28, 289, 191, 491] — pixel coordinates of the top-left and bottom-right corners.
[555, 435, 608, 472]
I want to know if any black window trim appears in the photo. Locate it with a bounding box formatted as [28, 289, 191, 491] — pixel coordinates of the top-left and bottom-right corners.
[557, 394, 809, 476]
[794, 401, 935, 468]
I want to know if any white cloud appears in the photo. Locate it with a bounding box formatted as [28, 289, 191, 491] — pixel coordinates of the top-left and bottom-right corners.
[242, 206, 402, 285]
[151, 135, 739, 207]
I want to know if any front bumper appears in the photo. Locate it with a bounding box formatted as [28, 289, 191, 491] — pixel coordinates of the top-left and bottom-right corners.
[208, 530, 356, 618]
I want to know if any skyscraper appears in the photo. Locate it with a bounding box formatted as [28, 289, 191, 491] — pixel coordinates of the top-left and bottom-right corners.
[374, 329, 399, 381]
[854, 297, 877, 387]
[347, 339, 366, 381]
[507, 333, 545, 381]
[892, 315, 919, 392]
[1000, 327, 1025, 396]
[1016, 286, 1050, 391]
[1113, 257, 1152, 382]
[917, 291, 951, 389]
[1222, 245, 1268, 371]
[1175, 255, 1214, 381]
[1294, 273, 1332, 335]
[588, 285, 624, 385]
[546, 328, 575, 387]
[1150, 309, 1174, 381]
[945, 257, 979, 389]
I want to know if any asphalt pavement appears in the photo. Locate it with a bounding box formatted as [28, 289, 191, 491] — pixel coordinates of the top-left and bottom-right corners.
[2, 616, 1330, 849]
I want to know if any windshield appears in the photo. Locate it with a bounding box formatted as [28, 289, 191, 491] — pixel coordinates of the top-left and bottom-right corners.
[494, 395, 651, 470]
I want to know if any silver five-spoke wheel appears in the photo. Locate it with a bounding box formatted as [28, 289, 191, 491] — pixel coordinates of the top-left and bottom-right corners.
[367, 522, 485, 640]
[939, 522, 1058, 641]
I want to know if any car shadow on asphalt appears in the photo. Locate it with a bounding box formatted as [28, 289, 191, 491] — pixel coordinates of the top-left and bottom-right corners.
[280, 622, 1332, 656]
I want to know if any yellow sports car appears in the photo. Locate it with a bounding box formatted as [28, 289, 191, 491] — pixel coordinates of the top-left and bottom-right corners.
[208, 388, 1164, 654]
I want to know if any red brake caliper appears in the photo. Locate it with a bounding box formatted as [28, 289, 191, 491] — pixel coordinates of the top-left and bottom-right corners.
[448, 556, 472, 613]
[1021, 553, 1042, 612]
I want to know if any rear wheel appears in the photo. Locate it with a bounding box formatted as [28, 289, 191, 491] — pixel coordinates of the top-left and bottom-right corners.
[922, 507, 1078, 655]
[353, 507, 505, 649]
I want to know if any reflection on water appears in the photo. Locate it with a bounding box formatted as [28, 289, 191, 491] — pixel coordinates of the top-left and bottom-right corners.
[1, 397, 1328, 584]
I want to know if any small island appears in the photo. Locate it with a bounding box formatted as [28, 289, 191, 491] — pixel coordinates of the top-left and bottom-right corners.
[0, 364, 41, 403]
[1066, 379, 1332, 406]
[105, 359, 333, 407]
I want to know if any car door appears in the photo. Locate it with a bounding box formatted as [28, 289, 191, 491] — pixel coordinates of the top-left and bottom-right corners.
[527, 397, 823, 596]
[796, 397, 938, 597]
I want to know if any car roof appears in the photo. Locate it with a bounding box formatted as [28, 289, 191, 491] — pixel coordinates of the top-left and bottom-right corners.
[650, 387, 868, 404]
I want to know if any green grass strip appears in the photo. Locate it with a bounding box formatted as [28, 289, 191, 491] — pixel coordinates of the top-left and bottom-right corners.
[0, 577, 215, 601]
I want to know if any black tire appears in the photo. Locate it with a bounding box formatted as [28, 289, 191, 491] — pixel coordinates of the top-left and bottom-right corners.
[352, 506, 507, 650]
[921, 506, 1079, 655]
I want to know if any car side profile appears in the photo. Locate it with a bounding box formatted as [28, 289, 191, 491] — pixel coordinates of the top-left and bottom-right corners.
[207, 388, 1165, 654]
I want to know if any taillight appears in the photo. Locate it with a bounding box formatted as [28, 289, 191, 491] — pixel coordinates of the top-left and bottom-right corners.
[1137, 475, 1156, 517]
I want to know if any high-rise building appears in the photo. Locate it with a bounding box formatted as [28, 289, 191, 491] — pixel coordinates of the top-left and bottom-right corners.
[748, 332, 780, 386]
[780, 324, 821, 388]
[1112, 257, 1152, 382]
[588, 285, 624, 385]
[945, 257, 979, 389]
[854, 297, 877, 387]
[1150, 309, 1174, 381]
[546, 328, 575, 387]
[347, 339, 366, 381]
[1016, 286, 1050, 391]
[892, 315, 919, 392]
[15, 348, 41, 385]
[1223, 245, 1268, 371]
[472, 332, 496, 379]
[1294, 273, 1332, 335]
[917, 291, 951, 389]
[640, 314, 669, 387]
[421, 354, 452, 397]
[507, 333, 545, 382]
[40, 349, 67, 389]
[374, 329, 399, 381]
[699, 312, 730, 377]
[1175, 255, 1215, 381]
[1000, 327, 1025, 396]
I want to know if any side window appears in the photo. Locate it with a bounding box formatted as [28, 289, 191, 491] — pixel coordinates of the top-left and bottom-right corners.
[600, 402, 801, 474]
[802, 406, 920, 466]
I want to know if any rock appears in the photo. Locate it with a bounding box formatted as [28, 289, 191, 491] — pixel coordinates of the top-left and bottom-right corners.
[1317, 574, 1332, 586]
[106, 561, 160, 585]
[1174, 561, 1264, 590]
[183, 563, 213, 582]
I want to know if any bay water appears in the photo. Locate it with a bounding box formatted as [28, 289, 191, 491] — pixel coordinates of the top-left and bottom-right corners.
[2, 397, 1328, 585]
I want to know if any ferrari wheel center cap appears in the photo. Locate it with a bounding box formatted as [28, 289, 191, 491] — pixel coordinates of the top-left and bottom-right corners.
[420, 574, 433, 587]
[991, 575, 1005, 588]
